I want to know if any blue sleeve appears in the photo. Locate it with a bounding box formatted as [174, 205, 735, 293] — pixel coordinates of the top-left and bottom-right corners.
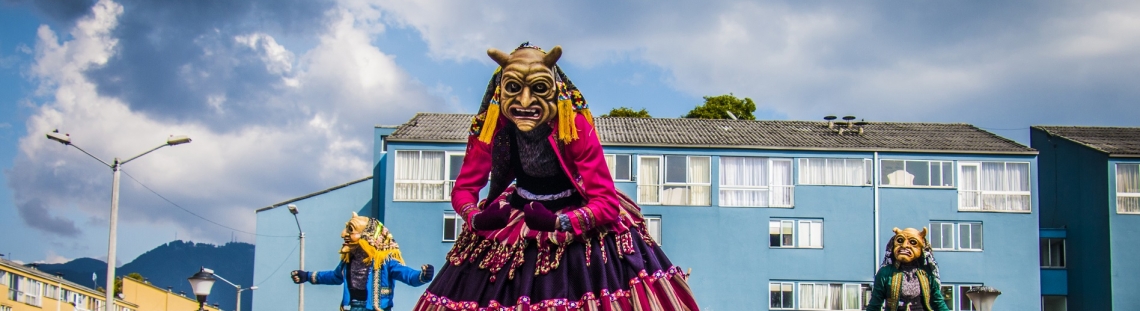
[311, 262, 345, 285]
[387, 260, 428, 287]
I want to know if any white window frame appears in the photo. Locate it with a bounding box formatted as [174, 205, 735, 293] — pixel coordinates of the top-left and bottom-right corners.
[442, 212, 465, 242]
[957, 161, 1032, 212]
[644, 215, 662, 245]
[769, 282, 795, 310]
[394, 150, 464, 202]
[1040, 238, 1066, 268]
[797, 158, 873, 186]
[955, 284, 984, 310]
[880, 159, 955, 188]
[1116, 163, 1140, 214]
[777, 281, 871, 310]
[770, 219, 824, 249]
[719, 157, 794, 207]
[21, 277, 41, 307]
[637, 155, 711, 206]
[929, 221, 983, 251]
[637, 155, 663, 204]
[605, 154, 633, 182]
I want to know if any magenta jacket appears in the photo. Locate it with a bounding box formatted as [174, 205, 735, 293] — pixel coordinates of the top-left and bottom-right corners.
[451, 114, 629, 236]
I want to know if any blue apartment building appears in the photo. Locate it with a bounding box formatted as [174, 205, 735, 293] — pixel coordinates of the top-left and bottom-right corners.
[1032, 126, 1140, 311]
[253, 114, 1042, 311]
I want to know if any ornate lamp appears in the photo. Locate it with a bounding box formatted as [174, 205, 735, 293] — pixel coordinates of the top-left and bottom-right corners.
[966, 286, 1002, 311]
[187, 267, 216, 311]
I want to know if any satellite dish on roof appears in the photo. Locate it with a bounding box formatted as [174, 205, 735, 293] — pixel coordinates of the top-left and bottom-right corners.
[725, 110, 738, 120]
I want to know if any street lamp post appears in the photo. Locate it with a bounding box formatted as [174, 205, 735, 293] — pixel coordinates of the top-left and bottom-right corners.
[966, 286, 1002, 311]
[287, 204, 303, 311]
[201, 268, 256, 311]
[187, 267, 216, 311]
[47, 131, 191, 311]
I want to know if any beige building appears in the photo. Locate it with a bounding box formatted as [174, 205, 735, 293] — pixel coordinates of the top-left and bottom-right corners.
[1, 258, 218, 311]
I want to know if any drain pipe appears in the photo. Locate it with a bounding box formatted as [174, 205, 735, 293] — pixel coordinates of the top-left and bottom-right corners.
[873, 151, 881, 274]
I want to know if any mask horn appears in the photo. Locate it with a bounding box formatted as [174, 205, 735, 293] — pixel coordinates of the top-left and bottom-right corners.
[352, 211, 359, 218]
[488, 48, 510, 67]
[543, 45, 562, 68]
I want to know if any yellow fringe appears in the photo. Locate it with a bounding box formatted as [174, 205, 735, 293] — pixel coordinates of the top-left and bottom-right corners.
[557, 97, 577, 144]
[342, 238, 405, 269]
[478, 102, 500, 144]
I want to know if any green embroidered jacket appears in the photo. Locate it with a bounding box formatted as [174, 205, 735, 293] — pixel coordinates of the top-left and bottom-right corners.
[865, 265, 951, 311]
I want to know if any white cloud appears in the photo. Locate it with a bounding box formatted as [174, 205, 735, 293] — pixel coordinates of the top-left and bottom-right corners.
[8, 0, 453, 262]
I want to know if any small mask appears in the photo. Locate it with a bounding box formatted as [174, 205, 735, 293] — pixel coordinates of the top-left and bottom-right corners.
[340, 212, 369, 254]
[891, 227, 927, 264]
[487, 45, 562, 132]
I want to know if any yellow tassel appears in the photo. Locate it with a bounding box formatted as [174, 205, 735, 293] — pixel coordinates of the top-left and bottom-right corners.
[557, 97, 578, 144]
[350, 238, 406, 269]
[478, 103, 500, 144]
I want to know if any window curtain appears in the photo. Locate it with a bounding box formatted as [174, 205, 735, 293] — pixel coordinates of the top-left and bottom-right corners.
[689, 157, 711, 205]
[772, 160, 794, 207]
[638, 157, 660, 203]
[829, 284, 843, 310]
[959, 165, 980, 209]
[719, 157, 768, 207]
[1118, 164, 1140, 213]
[394, 151, 446, 200]
[845, 159, 865, 186]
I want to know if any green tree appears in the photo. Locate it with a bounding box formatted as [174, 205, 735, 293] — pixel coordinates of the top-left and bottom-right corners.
[601, 107, 652, 118]
[683, 94, 756, 120]
[113, 272, 145, 296]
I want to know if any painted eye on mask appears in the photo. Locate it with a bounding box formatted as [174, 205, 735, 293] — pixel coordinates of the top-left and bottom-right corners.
[532, 83, 549, 94]
[909, 239, 919, 246]
[505, 81, 521, 93]
[895, 237, 905, 244]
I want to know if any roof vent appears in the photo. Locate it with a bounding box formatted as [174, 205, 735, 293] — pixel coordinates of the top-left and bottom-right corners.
[825, 115, 867, 136]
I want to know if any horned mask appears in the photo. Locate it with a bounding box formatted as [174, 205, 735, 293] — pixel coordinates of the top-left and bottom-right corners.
[890, 227, 927, 264]
[487, 45, 562, 132]
[339, 212, 404, 267]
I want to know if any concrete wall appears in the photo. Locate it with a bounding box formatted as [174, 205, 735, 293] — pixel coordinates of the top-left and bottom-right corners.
[1032, 128, 1112, 311]
[1107, 158, 1140, 310]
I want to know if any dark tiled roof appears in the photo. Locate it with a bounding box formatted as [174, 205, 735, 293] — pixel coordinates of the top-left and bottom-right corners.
[388, 113, 1035, 154]
[1033, 126, 1140, 156]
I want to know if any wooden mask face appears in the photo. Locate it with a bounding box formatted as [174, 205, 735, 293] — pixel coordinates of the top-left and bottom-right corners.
[487, 46, 562, 132]
[891, 227, 927, 264]
[340, 212, 369, 253]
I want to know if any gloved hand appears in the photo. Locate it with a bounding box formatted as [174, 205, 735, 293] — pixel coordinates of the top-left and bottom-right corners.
[470, 202, 511, 230]
[523, 201, 558, 232]
[420, 264, 435, 283]
[290, 270, 310, 284]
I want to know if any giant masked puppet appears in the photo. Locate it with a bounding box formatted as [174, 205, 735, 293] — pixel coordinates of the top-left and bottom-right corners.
[866, 227, 951, 311]
[412, 43, 700, 311]
[291, 213, 434, 311]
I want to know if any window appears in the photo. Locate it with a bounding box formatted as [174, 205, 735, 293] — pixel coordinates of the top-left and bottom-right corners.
[394, 150, 464, 201]
[43, 285, 58, 301]
[644, 216, 662, 245]
[959, 285, 982, 310]
[0, 271, 7, 286]
[719, 157, 794, 207]
[770, 219, 823, 248]
[1042, 296, 1067, 311]
[442, 212, 465, 242]
[881, 160, 954, 187]
[1117, 163, 1140, 213]
[798, 158, 872, 186]
[1041, 238, 1065, 268]
[0, 305, 11, 311]
[939, 284, 984, 311]
[958, 162, 1030, 211]
[637, 155, 711, 205]
[605, 154, 632, 181]
[930, 222, 982, 251]
[803, 283, 870, 310]
[769, 282, 794, 309]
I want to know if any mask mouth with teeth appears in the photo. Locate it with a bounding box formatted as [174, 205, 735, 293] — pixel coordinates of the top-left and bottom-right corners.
[890, 227, 928, 265]
[488, 45, 562, 132]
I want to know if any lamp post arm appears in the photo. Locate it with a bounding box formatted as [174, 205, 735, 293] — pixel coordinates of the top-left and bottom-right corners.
[119, 144, 170, 166]
[67, 144, 114, 168]
[212, 273, 240, 289]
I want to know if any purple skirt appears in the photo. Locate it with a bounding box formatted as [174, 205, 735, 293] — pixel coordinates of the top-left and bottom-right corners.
[413, 191, 699, 311]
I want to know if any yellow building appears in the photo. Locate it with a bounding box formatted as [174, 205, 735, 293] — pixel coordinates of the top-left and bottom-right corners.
[0, 258, 218, 311]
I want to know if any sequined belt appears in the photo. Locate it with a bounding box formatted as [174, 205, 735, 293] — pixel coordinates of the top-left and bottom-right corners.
[516, 187, 575, 201]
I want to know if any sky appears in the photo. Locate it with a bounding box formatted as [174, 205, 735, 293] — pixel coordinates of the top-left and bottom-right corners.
[1, 0, 1138, 265]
